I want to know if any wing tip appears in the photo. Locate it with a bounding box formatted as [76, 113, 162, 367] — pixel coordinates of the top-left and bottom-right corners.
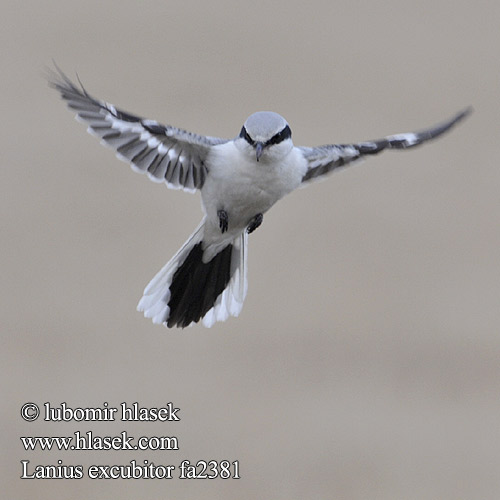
[45, 61, 81, 95]
[452, 106, 473, 125]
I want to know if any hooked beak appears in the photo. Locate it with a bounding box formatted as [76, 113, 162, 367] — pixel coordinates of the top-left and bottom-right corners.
[255, 142, 264, 162]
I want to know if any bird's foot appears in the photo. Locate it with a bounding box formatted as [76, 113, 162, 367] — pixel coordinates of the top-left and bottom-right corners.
[247, 213, 263, 234]
[218, 209, 229, 233]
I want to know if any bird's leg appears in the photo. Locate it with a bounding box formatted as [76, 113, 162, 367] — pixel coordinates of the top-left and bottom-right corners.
[217, 209, 229, 233]
[247, 213, 263, 234]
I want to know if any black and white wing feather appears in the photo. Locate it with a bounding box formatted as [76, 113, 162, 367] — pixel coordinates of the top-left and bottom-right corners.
[49, 68, 229, 192]
[300, 108, 472, 184]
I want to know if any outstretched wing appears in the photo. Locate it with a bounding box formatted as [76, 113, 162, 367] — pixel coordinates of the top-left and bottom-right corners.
[49, 68, 229, 192]
[299, 108, 472, 184]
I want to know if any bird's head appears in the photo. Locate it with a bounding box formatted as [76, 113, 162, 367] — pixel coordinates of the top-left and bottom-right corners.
[236, 111, 293, 162]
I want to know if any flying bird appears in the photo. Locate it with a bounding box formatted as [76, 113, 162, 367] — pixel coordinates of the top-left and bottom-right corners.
[49, 68, 471, 328]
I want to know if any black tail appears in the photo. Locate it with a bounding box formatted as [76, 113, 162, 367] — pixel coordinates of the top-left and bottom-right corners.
[166, 242, 234, 328]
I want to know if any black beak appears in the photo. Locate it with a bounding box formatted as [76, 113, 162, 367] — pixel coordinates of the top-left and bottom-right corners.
[255, 142, 264, 162]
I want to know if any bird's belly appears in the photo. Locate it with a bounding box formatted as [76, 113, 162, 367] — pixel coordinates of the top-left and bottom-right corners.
[231, 174, 279, 210]
[201, 142, 305, 243]
[203, 172, 281, 229]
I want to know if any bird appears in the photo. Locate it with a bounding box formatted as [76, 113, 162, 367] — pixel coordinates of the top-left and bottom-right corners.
[48, 67, 471, 328]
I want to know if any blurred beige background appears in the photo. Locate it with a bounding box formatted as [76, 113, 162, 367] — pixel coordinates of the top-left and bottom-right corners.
[2, 0, 499, 498]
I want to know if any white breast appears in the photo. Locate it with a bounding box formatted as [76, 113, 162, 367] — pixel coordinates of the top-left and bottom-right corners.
[201, 142, 306, 236]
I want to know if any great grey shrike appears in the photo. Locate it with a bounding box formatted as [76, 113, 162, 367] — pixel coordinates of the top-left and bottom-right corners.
[49, 68, 471, 328]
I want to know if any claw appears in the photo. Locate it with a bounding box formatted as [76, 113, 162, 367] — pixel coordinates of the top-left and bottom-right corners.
[247, 213, 263, 234]
[218, 209, 229, 233]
